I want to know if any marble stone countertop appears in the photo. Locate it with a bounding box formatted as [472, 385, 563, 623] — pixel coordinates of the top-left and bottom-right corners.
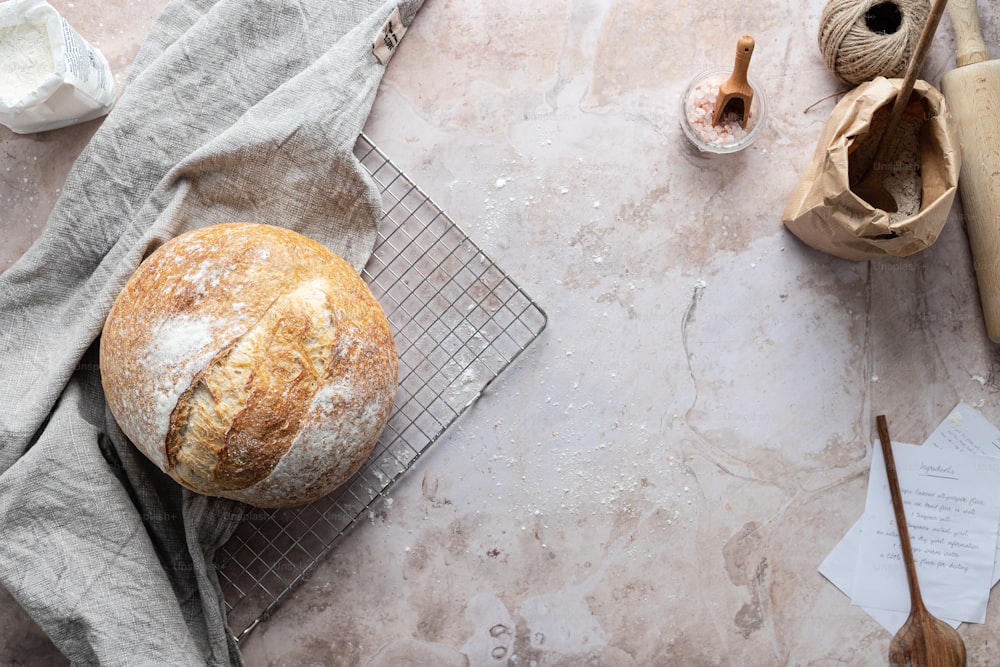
[3, 1, 1000, 665]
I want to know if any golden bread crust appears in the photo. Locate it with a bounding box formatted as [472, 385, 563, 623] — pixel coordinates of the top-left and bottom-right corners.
[100, 222, 398, 507]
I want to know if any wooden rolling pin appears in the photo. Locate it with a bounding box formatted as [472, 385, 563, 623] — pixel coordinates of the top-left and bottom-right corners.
[941, 0, 1000, 342]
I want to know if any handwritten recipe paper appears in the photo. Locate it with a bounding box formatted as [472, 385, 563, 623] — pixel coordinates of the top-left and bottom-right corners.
[925, 402, 1000, 585]
[819, 402, 1000, 633]
[851, 441, 1000, 623]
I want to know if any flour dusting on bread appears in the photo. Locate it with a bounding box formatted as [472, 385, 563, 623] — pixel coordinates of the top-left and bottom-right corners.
[100, 223, 398, 508]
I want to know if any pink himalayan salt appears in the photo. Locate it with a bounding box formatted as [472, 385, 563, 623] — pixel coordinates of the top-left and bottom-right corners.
[685, 74, 753, 147]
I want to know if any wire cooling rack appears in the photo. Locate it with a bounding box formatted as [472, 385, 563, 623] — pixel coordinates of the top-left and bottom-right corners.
[216, 134, 547, 640]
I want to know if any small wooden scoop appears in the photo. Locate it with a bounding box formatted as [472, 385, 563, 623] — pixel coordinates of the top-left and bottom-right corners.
[852, 0, 948, 212]
[712, 35, 755, 128]
[876, 415, 967, 667]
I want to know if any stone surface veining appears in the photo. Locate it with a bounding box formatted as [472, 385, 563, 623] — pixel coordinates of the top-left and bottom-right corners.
[3, 0, 1000, 665]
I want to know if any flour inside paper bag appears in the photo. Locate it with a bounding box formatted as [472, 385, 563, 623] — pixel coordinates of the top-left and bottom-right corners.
[847, 101, 926, 220]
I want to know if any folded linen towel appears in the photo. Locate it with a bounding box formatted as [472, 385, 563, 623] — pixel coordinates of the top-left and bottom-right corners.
[0, 0, 422, 663]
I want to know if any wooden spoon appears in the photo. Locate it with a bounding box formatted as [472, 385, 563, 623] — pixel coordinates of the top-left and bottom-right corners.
[712, 35, 755, 128]
[852, 0, 948, 212]
[876, 415, 967, 667]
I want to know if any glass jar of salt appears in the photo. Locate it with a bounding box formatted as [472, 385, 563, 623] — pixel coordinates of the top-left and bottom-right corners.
[680, 67, 767, 154]
[0, 0, 115, 134]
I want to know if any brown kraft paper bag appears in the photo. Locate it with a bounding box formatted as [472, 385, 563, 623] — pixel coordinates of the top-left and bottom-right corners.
[782, 77, 961, 261]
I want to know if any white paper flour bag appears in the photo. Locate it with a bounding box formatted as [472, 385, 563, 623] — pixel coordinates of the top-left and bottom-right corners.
[0, 0, 115, 133]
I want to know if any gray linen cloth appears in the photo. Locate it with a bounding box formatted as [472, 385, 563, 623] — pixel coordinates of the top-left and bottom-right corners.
[0, 0, 422, 663]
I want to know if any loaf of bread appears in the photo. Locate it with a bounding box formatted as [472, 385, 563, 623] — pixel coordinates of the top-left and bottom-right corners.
[100, 222, 398, 508]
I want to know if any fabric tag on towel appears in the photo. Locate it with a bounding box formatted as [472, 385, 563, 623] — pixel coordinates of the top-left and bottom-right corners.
[373, 7, 406, 65]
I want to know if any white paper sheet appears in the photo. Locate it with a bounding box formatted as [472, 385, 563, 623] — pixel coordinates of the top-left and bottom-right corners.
[924, 401, 1000, 458]
[851, 441, 1000, 623]
[818, 517, 934, 632]
[818, 402, 1000, 633]
[924, 402, 1000, 584]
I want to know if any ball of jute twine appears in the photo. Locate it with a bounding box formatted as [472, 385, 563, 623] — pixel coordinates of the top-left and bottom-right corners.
[818, 0, 930, 85]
